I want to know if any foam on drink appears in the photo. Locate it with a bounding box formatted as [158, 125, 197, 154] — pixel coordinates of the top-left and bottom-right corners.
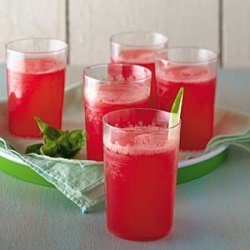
[158, 65, 216, 83]
[85, 83, 149, 105]
[104, 124, 178, 156]
[116, 50, 156, 64]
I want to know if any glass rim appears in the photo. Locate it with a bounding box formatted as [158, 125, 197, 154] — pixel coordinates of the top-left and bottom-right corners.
[84, 63, 152, 84]
[110, 31, 168, 48]
[103, 108, 181, 132]
[156, 47, 219, 65]
[5, 38, 68, 55]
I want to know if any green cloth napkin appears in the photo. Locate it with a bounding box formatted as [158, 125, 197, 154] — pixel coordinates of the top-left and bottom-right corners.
[205, 129, 250, 153]
[0, 130, 249, 213]
[0, 138, 104, 213]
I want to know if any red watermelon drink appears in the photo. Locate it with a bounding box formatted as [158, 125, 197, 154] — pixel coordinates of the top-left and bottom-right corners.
[6, 39, 67, 137]
[156, 48, 218, 150]
[110, 32, 168, 108]
[84, 64, 151, 161]
[103, 109, 180, 241]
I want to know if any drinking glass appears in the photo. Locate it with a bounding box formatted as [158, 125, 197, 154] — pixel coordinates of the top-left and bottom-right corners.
[103, 108, 180, 241]
[156, 48, 218, 150]
[110, 32, 168, 108]
[84, 64, 151, 161]
[6, 38, 67, 137]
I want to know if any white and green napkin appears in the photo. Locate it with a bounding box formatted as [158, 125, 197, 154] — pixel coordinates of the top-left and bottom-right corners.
[0, 138, 104, 213]
[205, 129, 250, 153]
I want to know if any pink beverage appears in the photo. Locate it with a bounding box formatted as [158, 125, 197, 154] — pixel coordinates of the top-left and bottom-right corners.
[6, 39, 67, 137]
[110, 32, 168, 108]
[156, 49, 218, 150]
[7, 58, 65, 137]
[103, 109, 180, 241]
[84, 64, 151, 161]
[112, 50, 156, 106]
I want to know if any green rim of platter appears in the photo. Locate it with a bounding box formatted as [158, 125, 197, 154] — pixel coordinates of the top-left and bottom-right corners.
[0, 156, 55, 187]
[0, 148, 228, 187]
[177, 149, 227, 184]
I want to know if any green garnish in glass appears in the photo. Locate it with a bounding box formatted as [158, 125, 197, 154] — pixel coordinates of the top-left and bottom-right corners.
[169, 88, 184, 137]
[170, 87, 184, 126]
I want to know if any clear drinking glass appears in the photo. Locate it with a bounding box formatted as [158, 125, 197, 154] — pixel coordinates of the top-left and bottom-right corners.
[6, 38, 67, 137]
[84, 64, 151, 161]
[110, 32, 168, 108]
[156, 48, 218, 150]
[103, 108, 181, 241]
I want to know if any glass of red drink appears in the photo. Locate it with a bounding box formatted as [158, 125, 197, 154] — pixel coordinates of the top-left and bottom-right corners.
[84, 64, 151, 161]
[6, 38, 67, 137]
[156, 48, 218, 150]
[110, 32, 168, 108]
[103, 108, 181, 241]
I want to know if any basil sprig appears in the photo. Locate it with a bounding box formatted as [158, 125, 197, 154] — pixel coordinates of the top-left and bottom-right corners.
[25, 117, 85, 158]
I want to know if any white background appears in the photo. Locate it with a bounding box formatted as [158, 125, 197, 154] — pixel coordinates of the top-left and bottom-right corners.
[0, 0, 250, 68]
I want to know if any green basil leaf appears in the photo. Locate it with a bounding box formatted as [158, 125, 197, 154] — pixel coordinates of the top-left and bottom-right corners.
[44, 127, 63, 142]
[25, 143, 43, 154]
[26, 117, 86, 159]
[34, 117, 49, 135]
[34, 117, 63, 141]
[40, 141, 58, 157]
[57, 130, 85, 158]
